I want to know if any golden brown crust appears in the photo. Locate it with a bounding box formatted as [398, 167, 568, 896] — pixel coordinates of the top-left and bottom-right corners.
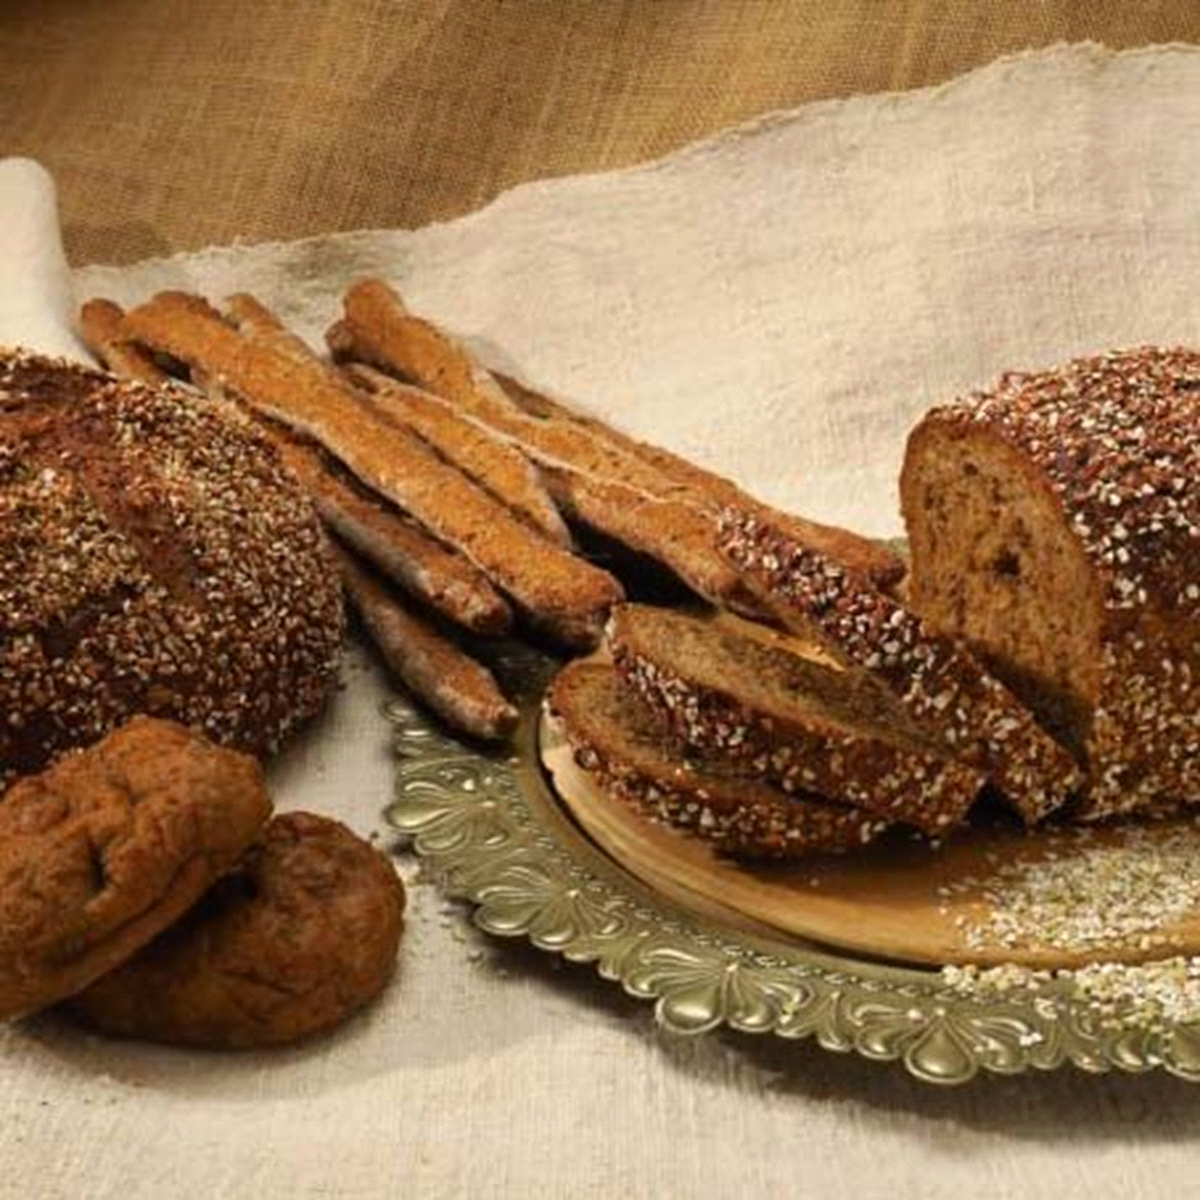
[123, 291, 623, 649]
[333, 277, 904, 594]
[346, 362, 573, 548]
[224, 292, 361, 390]
[65, 811, 404, 1049]
[379, 376, 761, 610]
[0, 348, 345, 782]
[335, 543, 519, 742]
[333, 282, 762, 609]
[334, 280, 528, 423]
[492, 370, 908, 590]
[0, 716, 272, 1022]
[534, 463, 762, 613]
[260, 418, 513, 636]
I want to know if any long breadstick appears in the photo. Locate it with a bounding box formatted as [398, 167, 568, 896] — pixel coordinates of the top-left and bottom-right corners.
[346, 361, 760, 611]
[333, 277, 905, 590]
[263, 425, 513, 635]
[346, 363, 572, 549]
[334, 543, 519, 742]
[122, 291, 623, 649]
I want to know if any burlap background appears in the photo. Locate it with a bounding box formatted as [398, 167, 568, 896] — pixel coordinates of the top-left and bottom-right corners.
[2, 0, 1199, 265]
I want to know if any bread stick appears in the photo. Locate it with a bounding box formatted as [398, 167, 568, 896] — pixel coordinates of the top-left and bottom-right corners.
[221, 295, 517, 630]
[346, 359, 760, 609]
[346, 363, 572, 548]
[332, 277, 905, 590]
[533, 463, 764, 613]
[123, 291, 623, 649]
[331, 281, 527, 425]
[263, 424, 513, 635]
[493, 370, 907, 590]
[224, 293, 350, 388]
[334, 542, 519, 742]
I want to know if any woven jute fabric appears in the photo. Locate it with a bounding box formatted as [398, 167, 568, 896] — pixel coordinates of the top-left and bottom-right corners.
[2, 0, 1198, 264]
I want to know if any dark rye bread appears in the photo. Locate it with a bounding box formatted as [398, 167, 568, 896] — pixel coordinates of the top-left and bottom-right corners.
[606, 604, 986, 835]
[547, 660, 889, 858]
[717, 511, 1083, 823]
[900, 346, 1200, 821]
[0, 350, 345, 787]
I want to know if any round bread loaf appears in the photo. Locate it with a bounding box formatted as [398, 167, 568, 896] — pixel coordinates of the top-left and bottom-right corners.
[0, 349, 345, 788]
[900, 346, 1199, 821]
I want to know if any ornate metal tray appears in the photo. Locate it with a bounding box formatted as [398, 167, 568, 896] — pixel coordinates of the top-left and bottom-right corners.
[384, 649, 1200, 1086]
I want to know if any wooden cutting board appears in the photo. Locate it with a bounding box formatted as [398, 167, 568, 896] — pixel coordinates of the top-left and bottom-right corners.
[540, 712, 1200, 971]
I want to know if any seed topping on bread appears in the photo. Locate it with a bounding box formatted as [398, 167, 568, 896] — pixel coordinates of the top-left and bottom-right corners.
[548, 660, 890, 858]
[902, 346, 1198, 820]
[1, 350, 345, 784]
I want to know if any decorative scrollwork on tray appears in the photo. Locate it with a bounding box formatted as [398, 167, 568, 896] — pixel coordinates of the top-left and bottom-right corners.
[383, 682, 1200, 1087]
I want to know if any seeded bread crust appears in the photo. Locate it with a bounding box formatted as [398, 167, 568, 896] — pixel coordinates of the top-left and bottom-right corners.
[0, 350, 345, 787]
[547, 660, 889, 859]
[716, 514, 1083, 823]
[901, 347, 1200, 820]
[606, 604, 986, 834]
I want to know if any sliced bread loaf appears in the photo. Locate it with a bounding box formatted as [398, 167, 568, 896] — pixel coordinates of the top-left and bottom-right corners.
[547, 660, 890, 859]
[606, 604, 986, 834]
[900, 346, 1199, 821]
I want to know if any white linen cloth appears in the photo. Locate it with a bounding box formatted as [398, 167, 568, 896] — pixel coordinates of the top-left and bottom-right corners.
[3, 42, 1200, 1200]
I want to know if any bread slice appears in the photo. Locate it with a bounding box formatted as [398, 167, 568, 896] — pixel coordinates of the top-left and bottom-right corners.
[900, 346, 1200, 821]
[606, 604, 986, 835]
[717, 511, 1084, 823]
[547, 660, 889, 859]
